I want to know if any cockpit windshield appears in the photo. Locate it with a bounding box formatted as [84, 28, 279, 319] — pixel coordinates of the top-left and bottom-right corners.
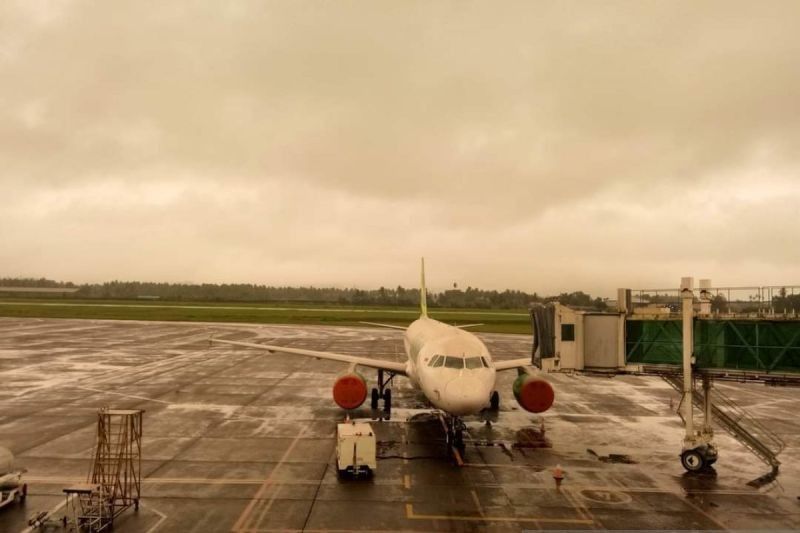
[465, 357, 483, 369]
[444, 356, 463, 369]
[429, 355, 488, 369]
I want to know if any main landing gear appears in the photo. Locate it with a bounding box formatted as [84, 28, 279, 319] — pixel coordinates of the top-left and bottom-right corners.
[371, 369, 394, 414]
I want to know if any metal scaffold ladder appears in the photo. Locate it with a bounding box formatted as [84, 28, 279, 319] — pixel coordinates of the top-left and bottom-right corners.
[63, 408, 143, 532]
[664, 374, 784, 476]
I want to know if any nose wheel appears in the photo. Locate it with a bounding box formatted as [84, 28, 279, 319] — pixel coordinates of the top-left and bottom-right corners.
[371, 369, 394, 413]
[371, 387, 392, 411]
[489, 390, 500, 411]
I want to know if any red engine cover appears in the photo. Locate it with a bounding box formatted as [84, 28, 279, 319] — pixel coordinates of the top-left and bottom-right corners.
[513, 375, 555, 413]
[332, 372, 367, 410]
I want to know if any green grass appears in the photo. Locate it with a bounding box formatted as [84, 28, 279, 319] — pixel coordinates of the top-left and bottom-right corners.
[0, 298, 532, 334]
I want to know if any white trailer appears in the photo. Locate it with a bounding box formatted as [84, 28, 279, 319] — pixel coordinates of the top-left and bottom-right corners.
[336, 422, 376, 477]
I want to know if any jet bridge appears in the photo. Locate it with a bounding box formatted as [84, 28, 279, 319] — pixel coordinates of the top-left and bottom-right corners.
[531, 279, 800, 480]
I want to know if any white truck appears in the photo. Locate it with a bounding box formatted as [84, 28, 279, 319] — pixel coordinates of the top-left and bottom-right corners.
[336, 422, 376, 477]
[0, 447, 26, 510]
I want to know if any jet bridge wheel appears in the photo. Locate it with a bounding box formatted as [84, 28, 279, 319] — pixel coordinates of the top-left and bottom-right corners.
[680, 449, 706, 472]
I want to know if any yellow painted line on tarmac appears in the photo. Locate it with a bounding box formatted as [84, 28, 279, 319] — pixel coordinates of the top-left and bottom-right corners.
[22, 476, 755, 499]
[679, 493, 729, 530]
[403, 474, 411, 489]
[75, 386, 172, 405]
[24, 476, 403, 487]
[462, 462, 547, 468]
[404, 503, 594, 525]
[250, 529, 445, 532]
[251, 483, 283, 531]
[561, 488, 598, 529]
[232, 426, 307, 533]
[470, 490, 486, 518]
[452, 448, 464, 467]
[25, 476, 277, 486]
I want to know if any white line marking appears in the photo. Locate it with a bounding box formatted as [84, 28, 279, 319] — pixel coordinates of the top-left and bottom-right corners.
[143, 504, 168, 533]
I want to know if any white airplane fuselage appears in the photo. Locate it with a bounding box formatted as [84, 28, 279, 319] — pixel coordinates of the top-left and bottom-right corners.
[401, 317, 496, 416]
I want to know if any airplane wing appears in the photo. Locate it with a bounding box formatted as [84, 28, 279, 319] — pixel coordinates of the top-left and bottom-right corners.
[455, 323, 484, 329]
[493, 358, 534, 371]
[212, 337, 407, 375]
[359, 321, 407, 331]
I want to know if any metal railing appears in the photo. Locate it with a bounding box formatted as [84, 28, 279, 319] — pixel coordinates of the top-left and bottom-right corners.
[663, 375, 784, 470]
[631, 285, 800, 318]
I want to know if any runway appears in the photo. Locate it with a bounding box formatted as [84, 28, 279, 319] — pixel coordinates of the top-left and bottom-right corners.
[0, 318, 798, 531]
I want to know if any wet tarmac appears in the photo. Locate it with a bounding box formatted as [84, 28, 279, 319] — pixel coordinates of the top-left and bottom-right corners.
[0, 317, 798, 531]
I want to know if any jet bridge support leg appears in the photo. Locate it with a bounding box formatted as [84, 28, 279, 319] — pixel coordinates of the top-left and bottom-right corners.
[679, 277, 717, 472]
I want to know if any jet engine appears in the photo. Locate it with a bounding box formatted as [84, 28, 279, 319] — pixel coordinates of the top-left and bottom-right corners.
[332, 371, 368, 410]
[513, 374, 554, 413]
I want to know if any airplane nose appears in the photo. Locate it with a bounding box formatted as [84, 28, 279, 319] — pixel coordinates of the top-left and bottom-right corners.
[443, 375, 491, 416]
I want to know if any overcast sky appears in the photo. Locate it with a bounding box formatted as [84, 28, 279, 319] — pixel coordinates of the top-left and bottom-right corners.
[1, 1, 799, 296]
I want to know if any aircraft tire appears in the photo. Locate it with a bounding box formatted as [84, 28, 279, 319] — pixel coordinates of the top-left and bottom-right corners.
[383, 389, 392, 412]
[371, 388, 379, 409]
[490, 391, 500, 410]
[681, 449, 705, 472]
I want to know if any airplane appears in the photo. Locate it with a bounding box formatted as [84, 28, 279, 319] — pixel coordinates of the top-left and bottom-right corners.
[211, 259, 554, 454]
[0, 447, 26, 510]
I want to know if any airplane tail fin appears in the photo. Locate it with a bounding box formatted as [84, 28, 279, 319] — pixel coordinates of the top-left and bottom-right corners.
[420, 257, 428, 317]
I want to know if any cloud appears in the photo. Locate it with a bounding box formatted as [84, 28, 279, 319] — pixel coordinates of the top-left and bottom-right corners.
[1, 1, 799, 294]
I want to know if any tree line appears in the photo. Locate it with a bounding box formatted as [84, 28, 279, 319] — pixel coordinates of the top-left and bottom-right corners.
[0, 277, 608, 310]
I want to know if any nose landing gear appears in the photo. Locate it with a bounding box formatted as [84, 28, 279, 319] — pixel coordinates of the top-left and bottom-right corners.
[489, 390, 500, 411]
[371, 369, 394, 414]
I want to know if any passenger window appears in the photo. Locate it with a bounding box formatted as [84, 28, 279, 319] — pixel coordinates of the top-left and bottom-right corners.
[444, 356, 464, 369]
[465, 357, 482, 369]
[431, 355, 445, 367]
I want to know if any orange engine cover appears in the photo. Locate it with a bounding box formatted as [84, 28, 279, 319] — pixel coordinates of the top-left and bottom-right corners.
[332, 372, 368, 410]
[513, 374, 555, 413]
